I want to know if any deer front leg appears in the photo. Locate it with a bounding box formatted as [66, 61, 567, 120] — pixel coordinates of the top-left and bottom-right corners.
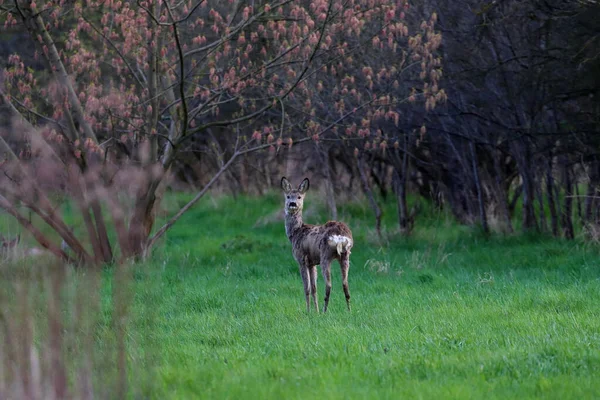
[321, 259, 332, 313]
[340, 253, 351, 311]
[299, 264, 311, 312]
[309, 265, 319, 313]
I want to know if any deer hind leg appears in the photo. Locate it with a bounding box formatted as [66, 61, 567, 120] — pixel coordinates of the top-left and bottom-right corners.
[320, 258, 332, 313]
[299, 264, 311, 312]
[309, 265, 319, 313]
[340, 253, 351, 311]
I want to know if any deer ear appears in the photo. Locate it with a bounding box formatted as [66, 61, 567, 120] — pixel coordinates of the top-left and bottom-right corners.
[281, 177, 292, 193]
[298, 178, 309, 194]
[6, 235, 19, 248]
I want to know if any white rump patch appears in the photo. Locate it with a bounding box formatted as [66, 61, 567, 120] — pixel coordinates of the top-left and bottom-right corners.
[327, 235, 353, 255]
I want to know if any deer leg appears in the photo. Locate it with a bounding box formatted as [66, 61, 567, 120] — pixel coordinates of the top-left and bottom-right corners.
[299, 264, 311, 312]
[321, 259, 332, 313]
[309, 265, 319, 313]
[340, 254, 351, 311]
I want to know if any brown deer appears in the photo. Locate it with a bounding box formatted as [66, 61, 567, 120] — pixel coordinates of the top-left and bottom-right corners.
[281, 177, 353, 313]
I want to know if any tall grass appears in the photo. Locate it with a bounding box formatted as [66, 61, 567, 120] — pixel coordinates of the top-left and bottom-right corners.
[0, 257, 145, 399]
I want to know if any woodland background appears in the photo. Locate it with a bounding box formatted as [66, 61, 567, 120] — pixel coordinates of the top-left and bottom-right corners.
[0, 0, 598, 263]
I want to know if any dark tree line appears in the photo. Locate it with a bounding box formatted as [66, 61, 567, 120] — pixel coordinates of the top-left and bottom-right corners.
[419, 0, 600, 237]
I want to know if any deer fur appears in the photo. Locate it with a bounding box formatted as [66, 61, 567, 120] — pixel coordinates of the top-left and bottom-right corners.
[281, 177, 353, 313]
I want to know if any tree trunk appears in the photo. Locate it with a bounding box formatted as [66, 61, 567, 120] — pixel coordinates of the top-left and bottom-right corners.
[561, 159, 574, 239]
[91, 198, 113, 263]
[574, 175, 582, 222]
[129, 177, 161, 258]
[357, 155, 382, 239]
[536, 174, 547, 232]
[470, 141, 489, 234]
[584, 180, 597, 222]
[319, 146, 338, 220]
[513, 140, 537, 231]
[371, 161, 388, 199]
[546, 156, 559, 236]
[493, 150, 513, 233]
[508, 185, 523, 215]
[584, 158, 599, 222]
[393, 169, 409, 234]
[522, 170, 537, 231]
[391, 133, 411, 234]
[109, 206, 132, 261]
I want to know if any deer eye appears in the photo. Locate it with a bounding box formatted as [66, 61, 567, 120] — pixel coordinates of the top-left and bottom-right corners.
[297, 196, 301, 199]
[287, 196, 290, 199]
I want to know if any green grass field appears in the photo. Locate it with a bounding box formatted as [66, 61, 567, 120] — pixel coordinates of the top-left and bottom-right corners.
[2, 192, 600, 399]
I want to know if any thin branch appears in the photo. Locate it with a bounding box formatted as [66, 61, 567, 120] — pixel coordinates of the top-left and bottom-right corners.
[0, 194, 74, 263]
[0, 90, 62, 161]
[18, 6, 97, 143]
[145, 150, 239, 252]
[81, 14, 145, 86]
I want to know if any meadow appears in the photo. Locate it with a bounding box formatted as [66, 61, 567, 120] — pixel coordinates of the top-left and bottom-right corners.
[2, 192, 600, 399]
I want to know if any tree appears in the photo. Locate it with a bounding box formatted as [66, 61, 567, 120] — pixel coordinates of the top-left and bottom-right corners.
[0, 0, 439, 263]
[409, 0, 600, 235]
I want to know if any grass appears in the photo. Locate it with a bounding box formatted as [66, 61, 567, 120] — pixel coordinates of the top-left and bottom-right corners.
[2, 191, 600, 399]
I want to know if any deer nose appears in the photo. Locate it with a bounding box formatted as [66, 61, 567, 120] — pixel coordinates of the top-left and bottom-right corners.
[289, 202, 297, 208]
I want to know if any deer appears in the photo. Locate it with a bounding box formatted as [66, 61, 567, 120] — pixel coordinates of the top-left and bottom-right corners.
[1, 234, 48, 260]
[281, 177, 353, 313]
[1, 234, 21, 260]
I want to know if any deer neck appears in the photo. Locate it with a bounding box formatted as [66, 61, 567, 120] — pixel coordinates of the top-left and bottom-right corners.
[285, 210, 304, 240]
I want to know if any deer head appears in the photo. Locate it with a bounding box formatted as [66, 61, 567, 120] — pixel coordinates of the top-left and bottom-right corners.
[0, 234, 20, 251]
[281, 177, 309, 215]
